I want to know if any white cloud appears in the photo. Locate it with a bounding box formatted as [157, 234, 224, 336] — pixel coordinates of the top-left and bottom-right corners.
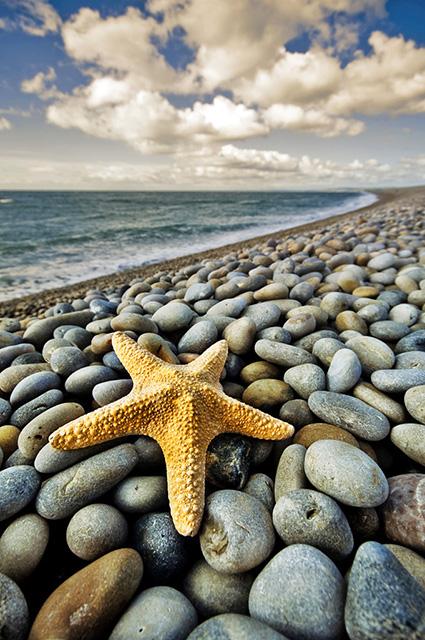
[13, 0, 61, 36]
[234, 47, 342, 107]
[0, 117, 12, 131]
[15, 0, 425, 167]
[21, 67, 58, 99]
[61, 7, 177, 92]
[327, 31, 425, 115]
[263, 105, 364, 137]
[0, 18, 7, 30]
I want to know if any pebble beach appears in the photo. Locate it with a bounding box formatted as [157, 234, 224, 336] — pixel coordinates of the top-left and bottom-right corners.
[0, 185, 425, 639]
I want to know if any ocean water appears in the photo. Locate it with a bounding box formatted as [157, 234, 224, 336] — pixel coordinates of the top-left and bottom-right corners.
[0, 190, 377, 301]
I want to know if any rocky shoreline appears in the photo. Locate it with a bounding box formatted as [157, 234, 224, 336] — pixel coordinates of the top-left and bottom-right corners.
[0, 187, 409, 320]
[0, 185, 424, 638]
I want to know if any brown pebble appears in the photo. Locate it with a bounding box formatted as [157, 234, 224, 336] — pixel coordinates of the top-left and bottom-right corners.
[293, 423, 359, 448]
[29, 548, 143, 640]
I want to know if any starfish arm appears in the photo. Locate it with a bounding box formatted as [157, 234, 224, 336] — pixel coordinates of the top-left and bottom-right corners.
[186, 340, 228, 386]
[159, 436, 209, 537]
[112, 332, 168, 383]
[49, 390, 164, 450]
[212, 392, 294, 441]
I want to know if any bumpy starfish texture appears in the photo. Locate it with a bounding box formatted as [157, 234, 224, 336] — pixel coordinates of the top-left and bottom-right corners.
[50, 332, 294, 536]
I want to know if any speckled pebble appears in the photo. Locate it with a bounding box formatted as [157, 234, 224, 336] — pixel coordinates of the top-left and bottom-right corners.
[274, 444, 307, 500]
[200, 490, 275, 574]
[249, 544, 345, 640]
[109, 586, 198, 640]
[36, 444, 138, 519]
[304, 440, 389, 507]
[183, 559, 254, 617]
[284, 364, 325, 399]
[0, 573, 29, 640]
[66, 503, 128, 560]
[345, 541, 425, 640]
[273, 489, 354, 560]
[0, 514, 49, 582]
[0, 465, 40, 521]
[327, 349, 362, 393]
[404, 385, 425, 424]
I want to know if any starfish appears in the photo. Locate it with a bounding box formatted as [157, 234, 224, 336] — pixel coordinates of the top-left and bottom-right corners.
[50, 332, 294, 536]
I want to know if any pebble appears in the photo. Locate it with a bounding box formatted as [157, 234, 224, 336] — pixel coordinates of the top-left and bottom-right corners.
[308, 390, 390, 441]
[0, 465, 40, 521]
[184, 282, 214, 303]
[249, 544, 345, 640]
[243, 473, 274, 511]
[0, 573, 29, 640]
[0, 343, 35, 371]
[243, 379, 293, 408]
[279, 399, 314, 427]
[274, 444, 307, 500]
[112, 475, 168, 513]
[243, 302, 281, 330]
[389, 302, 420, 326]
[294, 422, 359, 448]
[0, 398, 11, 426]
[368, 252, 397, 270]
[283, 312, 316, 338]
[371, 368, 425, 392]
[36, 444, 138, 519]
[178, 320, 218, 353]
[109, 586, 198, 640]
[0, 514, 49, 582]
[34, 441, 108, 474]
[312, 337, 344, 367]
[405, 385, 425, 424]
[66, 503, 128, 560]
[346, 335, 395, 374]
[200, 490, 275, 573]
[0, 363, 51, 394]
[28, 549, 143, 640]
[240, 360, 280, 384]
[395, 329, 425, 353]
[353, 382, 406, 423]
[23, 309, 93, 350]
[152, 302, 195, 331]
[10, 389, 64, 427]
[222, 317, 257, 355]
[304, 440, 389, 507]
[385, 544, 425, 588]
[391, 423, 425, 465]
[273, 489, 354, 560]
[133, 512, 190, 582]
[50, 346, 89, 376]
[255, 339, 316, 367]
[65, 364, 118, 395]
[92, 379, 133, 405]
[284, 364, 326, 399]
[345, 541, 425, 640]
[17, 402, 85, 459]
[335, 310, 367, 334]
[183, 559, 254, 617]
[187, 614, 286, 639]
[110, 312, 156, 334]
[206, 435, 252, 489]
[0, 424, 20, 456]
[369, 320, 411, 341]
[381, 474, 425, 551]
[327, 349, 362, 392]
[395, 350, 425, 369]
[9, 371, 61, 406]
[206, 298, 247, 318]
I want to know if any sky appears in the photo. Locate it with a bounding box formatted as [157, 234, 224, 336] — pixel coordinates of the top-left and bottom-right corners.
[0, 0, 424, 190]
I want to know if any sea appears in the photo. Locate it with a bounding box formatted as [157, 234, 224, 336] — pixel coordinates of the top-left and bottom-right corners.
[0, 190, 377, 302]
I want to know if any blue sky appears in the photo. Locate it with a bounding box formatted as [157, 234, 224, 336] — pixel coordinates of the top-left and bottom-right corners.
[0, 0, 424, 189]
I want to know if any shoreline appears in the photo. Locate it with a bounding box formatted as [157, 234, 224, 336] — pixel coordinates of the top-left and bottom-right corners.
[1, 185, 422, 319]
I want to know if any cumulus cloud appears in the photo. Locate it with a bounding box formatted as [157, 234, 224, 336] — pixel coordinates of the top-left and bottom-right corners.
[16, 0, 425, 163]
[0, 117, 12, 131]
[46, 91, 267, 153]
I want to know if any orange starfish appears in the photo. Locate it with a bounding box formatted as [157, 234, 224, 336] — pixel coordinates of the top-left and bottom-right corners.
[50, 333, 293, 536]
